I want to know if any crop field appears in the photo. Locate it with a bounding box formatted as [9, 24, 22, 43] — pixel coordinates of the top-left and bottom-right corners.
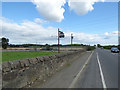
[2, 51, 58, 62]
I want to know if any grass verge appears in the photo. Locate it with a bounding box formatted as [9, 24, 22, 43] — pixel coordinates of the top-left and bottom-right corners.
[2, 51, 58, 62]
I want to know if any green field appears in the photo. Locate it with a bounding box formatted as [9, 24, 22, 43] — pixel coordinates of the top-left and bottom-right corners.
[2, 51, 58, 62]
[0, 52, 2, 62]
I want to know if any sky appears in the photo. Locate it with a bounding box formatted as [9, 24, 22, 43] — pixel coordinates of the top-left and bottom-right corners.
[1, 0, 119, 45]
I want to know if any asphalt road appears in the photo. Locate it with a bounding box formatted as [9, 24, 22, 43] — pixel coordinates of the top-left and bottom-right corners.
[31, 48, 118, 88]
[0, 63, 1, 90]
[74, 48, 118, 88]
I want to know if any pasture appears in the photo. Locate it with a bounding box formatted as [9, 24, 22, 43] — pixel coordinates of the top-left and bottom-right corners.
[2, 51, 58, 62]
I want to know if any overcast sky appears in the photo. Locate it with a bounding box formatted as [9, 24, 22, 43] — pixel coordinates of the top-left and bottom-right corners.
[1, 0, 119, 45]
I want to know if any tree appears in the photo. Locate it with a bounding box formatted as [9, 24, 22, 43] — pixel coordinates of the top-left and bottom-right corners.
[94, 45, 96, 47]
[1, 37, 9, 49]
[97, 44, 101, 47]
[45, 44, 51, 50]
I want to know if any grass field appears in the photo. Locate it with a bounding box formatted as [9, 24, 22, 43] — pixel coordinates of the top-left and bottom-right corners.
[2, 51, 58, 62]
[0, 52, 1, 62]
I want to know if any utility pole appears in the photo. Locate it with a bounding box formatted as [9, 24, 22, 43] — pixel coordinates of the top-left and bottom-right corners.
[71, 34, 73, 50]
[58, 28, 60, 53]
[57, 28, 64, 53]
[71, 34, 73, 45]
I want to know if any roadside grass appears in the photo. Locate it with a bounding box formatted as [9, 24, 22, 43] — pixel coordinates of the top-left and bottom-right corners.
[67, 63, 71, 67]
[0, 52, 2, 62]
[87, 46, 96, 51]
[2, 51, 58, 62]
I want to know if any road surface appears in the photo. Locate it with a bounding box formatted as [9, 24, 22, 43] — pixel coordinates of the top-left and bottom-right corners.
[31, 48, 118, 89]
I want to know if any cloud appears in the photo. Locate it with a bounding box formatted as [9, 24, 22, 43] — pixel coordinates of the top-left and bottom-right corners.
[32, 0, 66, 22]
[65, 32, 101, 44]
[1, 17, 118, 45]
[111, 31, 119, 36]
[103, 31, 118, 39]
[2, 0, 119, 24]
[68, 0, 104, 15]
[104, 0, 120, 2]
[104, 31, 118, 37]
[34, 18, 47, 23]
[31, 0, 116, 22]
[64, 31, 118, 45]
[1, 17, 58, 44]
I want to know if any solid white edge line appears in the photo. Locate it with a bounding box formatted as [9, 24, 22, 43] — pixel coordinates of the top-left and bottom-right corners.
[69, 51, 94, 88]
[96, 52, 107, 89]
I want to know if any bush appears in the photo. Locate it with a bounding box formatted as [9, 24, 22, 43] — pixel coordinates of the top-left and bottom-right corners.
[87, 46, 95, 51]
[2, 37, 9, 49]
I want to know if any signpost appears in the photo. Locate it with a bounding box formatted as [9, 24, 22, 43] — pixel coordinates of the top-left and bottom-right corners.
[58, 28, 60, 53]
[58, 28, 65, 53]
[71, 34, 73, 50]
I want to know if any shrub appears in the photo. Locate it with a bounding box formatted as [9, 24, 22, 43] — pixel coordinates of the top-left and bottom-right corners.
[87, 46, 95, 51]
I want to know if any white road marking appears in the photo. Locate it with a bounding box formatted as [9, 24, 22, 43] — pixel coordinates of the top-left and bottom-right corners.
[69, 51, 94, 88]
[96, 52, 107, 89]
[111, 53, 118, 55]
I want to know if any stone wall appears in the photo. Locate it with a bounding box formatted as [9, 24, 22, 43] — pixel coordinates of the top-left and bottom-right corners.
[2, 50, 85, 88]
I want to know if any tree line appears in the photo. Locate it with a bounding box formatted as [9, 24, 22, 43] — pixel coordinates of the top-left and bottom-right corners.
[1, 37, 95, 49]
[1, 37, 119, 50]
[97, 44, 120, 50]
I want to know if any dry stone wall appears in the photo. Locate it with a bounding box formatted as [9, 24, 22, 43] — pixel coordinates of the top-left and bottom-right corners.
[2, 50, 85, 88]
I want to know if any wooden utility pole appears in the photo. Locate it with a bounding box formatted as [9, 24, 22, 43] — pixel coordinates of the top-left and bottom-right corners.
[71, 34, 73, 45]
[71, 34, 73, 50]
[58, 28, 60, 53]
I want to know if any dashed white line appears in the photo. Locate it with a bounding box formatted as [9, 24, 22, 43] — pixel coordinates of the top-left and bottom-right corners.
[69, 51, 94, 88]
[96, 52, 107, 89]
